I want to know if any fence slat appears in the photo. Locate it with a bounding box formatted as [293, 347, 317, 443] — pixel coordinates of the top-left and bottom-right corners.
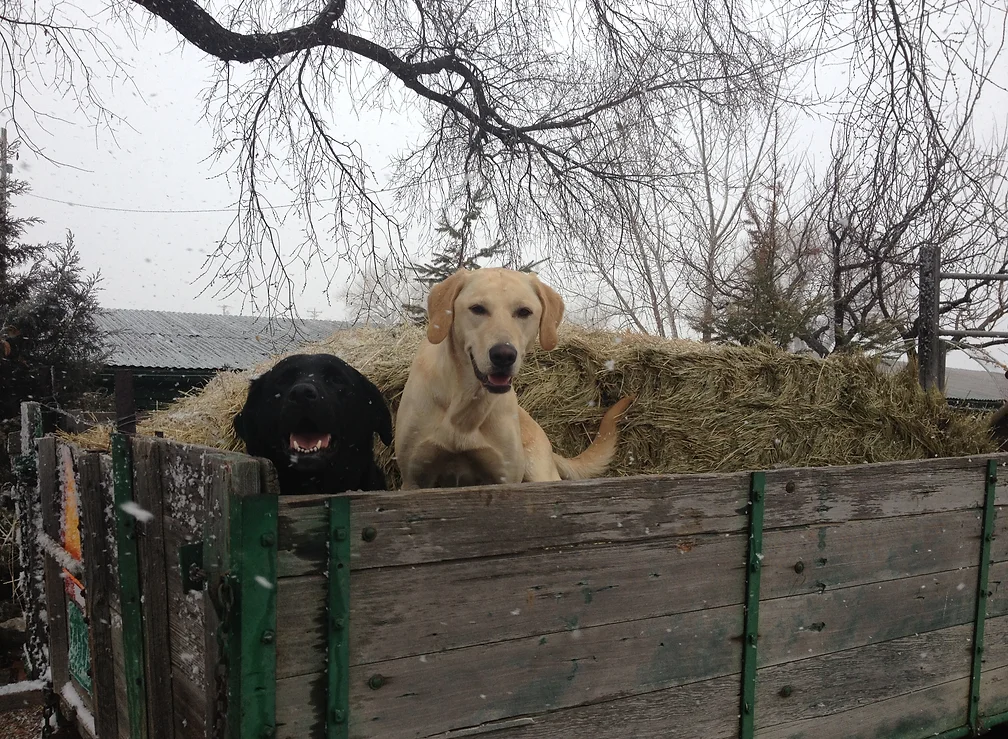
[79, 451, 120, 739]
[131, 436, 176, 739]
[37, 436, 70, 692]
[112, 433, 149, 739]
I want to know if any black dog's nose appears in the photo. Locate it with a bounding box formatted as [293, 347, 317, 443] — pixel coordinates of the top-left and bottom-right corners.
[488, 343, 518, 368]
[290, 382, 320, 402]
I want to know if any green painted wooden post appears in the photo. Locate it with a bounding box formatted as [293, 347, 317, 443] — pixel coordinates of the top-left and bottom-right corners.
[327, 497, 351, 739]
[969, 460, 998, 733]
[740, 471, 766, 739]
[230, 494, 279, 739]
[111, 433, 149, 739]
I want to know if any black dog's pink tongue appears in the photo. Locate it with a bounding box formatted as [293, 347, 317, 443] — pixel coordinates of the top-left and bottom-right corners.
[289, 432, 332, 452]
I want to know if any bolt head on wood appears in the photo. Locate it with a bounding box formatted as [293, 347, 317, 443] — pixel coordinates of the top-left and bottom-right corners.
[362, 526, 378, 542]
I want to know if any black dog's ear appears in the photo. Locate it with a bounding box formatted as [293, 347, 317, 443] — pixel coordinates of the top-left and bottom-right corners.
[351, 369, 392, 446]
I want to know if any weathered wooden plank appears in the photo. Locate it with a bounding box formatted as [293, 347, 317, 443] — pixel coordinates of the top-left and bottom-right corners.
[763, 455, 1008, 529]
[165, 540, 208, 687]
[285, 602, 742, 738]
[277, 472, 751, 575]
[277, 671, 739, 739]
[754, 675, 969, 739]
[78, 452, 120, 739]
[202, 455, 267, 739]
[759, 562, 1008, 668]
[18, 403, 49, 681]
[979, 615, 1008, 719]
[756, 620, 980, 733]
[276, 671, 326, 739]
[761, 508, 985, 600]
[276, 532, 748, 678]
[171, 665, 207, 738]
[38, 436, 70, 692]
[110, 604, 132, 739]
[131, 436, 175, 739]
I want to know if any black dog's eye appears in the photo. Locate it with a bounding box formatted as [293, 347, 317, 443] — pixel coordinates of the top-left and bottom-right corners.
[469, 304, 488, 316]
[515, 307, 533, 319]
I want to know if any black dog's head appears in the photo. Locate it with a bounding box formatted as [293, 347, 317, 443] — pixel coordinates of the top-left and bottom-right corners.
[233, 353, 393, 493]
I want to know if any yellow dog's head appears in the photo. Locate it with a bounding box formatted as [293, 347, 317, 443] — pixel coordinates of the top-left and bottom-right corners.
[426, 268, 564, 394]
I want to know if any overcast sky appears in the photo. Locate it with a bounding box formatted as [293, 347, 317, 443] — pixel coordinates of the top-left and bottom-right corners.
[9, 13, 410, 321]
[5, 1, 1007, 371]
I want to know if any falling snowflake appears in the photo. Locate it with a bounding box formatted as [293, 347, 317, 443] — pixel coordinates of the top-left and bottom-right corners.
[119, 501, 154, 523]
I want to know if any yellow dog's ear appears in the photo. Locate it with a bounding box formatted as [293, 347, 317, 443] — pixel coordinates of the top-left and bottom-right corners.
[426, 269, 470, 344]
[530, 273, 564, 350]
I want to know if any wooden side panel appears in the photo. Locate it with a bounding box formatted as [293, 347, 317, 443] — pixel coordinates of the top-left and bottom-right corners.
[764, 457, 996, 528]
[37, 437, 70, 692]
[132, 436, 176, 739]
[277, 472, 752, 574]
[78, 452, 119, 739]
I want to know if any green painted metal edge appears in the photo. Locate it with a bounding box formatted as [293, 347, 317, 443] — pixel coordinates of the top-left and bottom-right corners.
[983, 707, 1008, 731]
[231, 495, 279, 739]
[110, 433, 149, 739]
[739, 471, 766, 739]
[969, 460, 999, 734]
[326, 497, 351, 739]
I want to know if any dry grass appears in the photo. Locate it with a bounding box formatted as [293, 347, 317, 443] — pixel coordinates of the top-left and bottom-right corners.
[63, 324, 995, 487]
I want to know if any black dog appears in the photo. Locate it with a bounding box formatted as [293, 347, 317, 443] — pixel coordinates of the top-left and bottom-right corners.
[233, 353, 393, 495]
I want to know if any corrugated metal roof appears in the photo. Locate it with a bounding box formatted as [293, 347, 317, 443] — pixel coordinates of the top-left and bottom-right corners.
[96, 309, 349, 370]
[887, 360, 1008, 402]
[943, 365, 1008, 403]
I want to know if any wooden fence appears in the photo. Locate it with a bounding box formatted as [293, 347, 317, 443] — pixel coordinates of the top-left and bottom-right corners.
[18, 400, 1008, 738]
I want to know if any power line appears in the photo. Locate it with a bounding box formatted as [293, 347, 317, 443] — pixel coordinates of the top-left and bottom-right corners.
[24, 192, 241, 214]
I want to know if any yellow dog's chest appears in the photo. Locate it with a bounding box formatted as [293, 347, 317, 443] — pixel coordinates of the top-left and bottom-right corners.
[408, 429, 524, 488]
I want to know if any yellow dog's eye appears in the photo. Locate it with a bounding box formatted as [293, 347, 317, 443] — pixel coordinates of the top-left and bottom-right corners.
[469, 304, 488, 315]
[515, 307, 533, 318]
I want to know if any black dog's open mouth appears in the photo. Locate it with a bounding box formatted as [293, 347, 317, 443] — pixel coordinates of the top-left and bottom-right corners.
[289, 430, 332, 455]
[469, 352, 513, 394]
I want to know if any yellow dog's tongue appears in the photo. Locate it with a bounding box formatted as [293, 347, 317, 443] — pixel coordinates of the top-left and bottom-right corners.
[289, 432, 332, 452]
[488, 373, 511, 386]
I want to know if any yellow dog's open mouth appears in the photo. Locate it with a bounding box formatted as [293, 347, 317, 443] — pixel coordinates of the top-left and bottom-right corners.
[289, 432, 332, 454]
[469, 351, 513, 394]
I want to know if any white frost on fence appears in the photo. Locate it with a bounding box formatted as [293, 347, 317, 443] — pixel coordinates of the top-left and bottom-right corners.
[119, 501, 155, 523]
[38, 532, 84, 578]
[60, 681, 97, 738]
[0, 678, 44, 696]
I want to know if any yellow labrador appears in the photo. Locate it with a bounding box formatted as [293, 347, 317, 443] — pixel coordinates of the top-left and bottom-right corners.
[395, 268, 633, 489]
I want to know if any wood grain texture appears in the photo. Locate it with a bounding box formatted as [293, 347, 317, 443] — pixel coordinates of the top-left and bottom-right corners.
[131, 436, 176, 739]
[276, 471, 751, 576]
[38, 437, 70, 692]
[78, 451, 120, 739]
[763, 456, 1008, 528]
[761, 508, 985, 600]
[276, 531, 748, 678]
[759, 562, 1008, 667]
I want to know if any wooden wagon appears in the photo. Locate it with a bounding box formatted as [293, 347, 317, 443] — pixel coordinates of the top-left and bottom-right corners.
[14, 400, 1008, 738]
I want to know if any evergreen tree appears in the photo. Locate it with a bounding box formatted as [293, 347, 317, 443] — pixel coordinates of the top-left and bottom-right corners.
[699, 179, 828, 348]
[403, 187, 543, 324]
[0, 139, 106, 419]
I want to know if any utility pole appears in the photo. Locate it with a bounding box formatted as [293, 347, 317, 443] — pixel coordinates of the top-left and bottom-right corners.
[1, 126, 9, 280]
[917, 243, 941, 392]
[0, 126, 8, 218]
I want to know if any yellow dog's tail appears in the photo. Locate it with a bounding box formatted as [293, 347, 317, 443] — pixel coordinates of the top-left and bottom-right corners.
[552, 395, 634, 480]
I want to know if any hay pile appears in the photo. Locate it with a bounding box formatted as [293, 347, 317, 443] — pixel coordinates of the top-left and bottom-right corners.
[67, 325, 994, 486]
